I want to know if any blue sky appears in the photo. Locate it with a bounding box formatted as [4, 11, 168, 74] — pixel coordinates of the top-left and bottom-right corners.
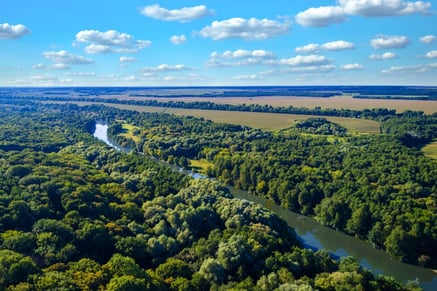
[1, 0, 436, 86]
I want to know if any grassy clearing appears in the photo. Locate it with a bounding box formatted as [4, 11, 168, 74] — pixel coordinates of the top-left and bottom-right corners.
[189, 159, 213, 173]
[422, 139, 437, 160]
[120, 123, 141, 143]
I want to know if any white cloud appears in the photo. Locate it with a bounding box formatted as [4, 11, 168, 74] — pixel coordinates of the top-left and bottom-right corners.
[220, 49, 275, 59]
[370, 35, 410, 49]
[234, 74, 261, 80]
[32, 63, 46, 70]
[279, 54, 330, 66]
[321, 40, 355, 51]
[120, 56, 137, 62]
[42, 50, 94, 65]
[295, 6, 347, 27]
[295, 41, 354, 53]
[207, 49, 276, 67]
[199, 17, 290, 40]
[339, 0, 431, 16]
[341, 63, 364, 70]
[49, 63, 70, 70]
[75, 30, 151, 54]
[136, 40, 152, 49]
[140, 4, 213, 22]
[420, 35, 436, 44]
[142, 64, 190, 73]
[425, 50, 437, 58]
[170, 34, 187, 45]
[369, 52, 398, 60]
[296, 0, 431, 27]
[70, 72, 96, 77]
[295, 43, 320, 53]
[0, 23, 30, 39]
[382, 63, 437, 73]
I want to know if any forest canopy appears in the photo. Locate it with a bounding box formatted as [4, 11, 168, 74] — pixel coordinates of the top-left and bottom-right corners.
[0, 97, 433, 290]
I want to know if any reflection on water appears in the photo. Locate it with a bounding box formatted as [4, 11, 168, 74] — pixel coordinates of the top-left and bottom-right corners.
[93, 123, 436, 290]
[231, 188, 436, 290]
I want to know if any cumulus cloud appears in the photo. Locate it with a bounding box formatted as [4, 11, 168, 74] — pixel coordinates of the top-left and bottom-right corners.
[295, 6, 348, 27]
[295, 40, 354, 53]
[0, 23, 30, 39]
[42, 50, 94, 65]
[120, 56, 137, 62]
[369, 52, 398, 60]
[382, 63, 437, 73]
[296, 0, 431, 27]
[170, 34, 187, 45]
[199, 17, 290, 40]
[339, 0, 431, 16]
[321, 40, 355, 51]
[32, 63, 70, 70]
[140, 4, 213, 22]
[207, 49, 276, 67]
[75, 30, 151, 54]
[341, 63, 364, 70]
[370, 35, 410, 49]
[142, 64, 190, 73]
[234, 74, 261, 81]
[420, 35, 436, 44]
[425, 50, 437, 58]
[295, 43, 320, 53]
[279, 54, 330, 66]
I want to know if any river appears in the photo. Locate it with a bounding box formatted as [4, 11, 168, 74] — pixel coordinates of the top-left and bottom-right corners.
[93, 123, 436, 290]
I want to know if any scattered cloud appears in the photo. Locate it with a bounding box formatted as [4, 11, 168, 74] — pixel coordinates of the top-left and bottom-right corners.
[0, 23, 30, 39]
[420, 35, 436, 44]
[140, 4, 214, 22]
[296, 0, 431, 27]
[295, 43, 320, 53]
[425, 50, 437, 58]
[170, 34, 187, 45]
[382, 63, 437, 73]
[341, 63, 364, 70]
[207, 49, 276, 67]
[75, 30, 151, 54]
[339, 0, 431, 16]
[42, 50, 94, 65]
[279, 54, 330, 66]
[49, 63, 71, 70]
[142, 64, 190, 73]
[199, 17, 290, 40]
[295, 40, 355, 53]
[321, 40, 355, 51]
[369, 52, 398, 60]
[120, 56, 137, 62]
[295, 6, 348, 27]
[370, 35, 410, 49]
[234, 74, 261, 81]
[69, 72, 96, 77]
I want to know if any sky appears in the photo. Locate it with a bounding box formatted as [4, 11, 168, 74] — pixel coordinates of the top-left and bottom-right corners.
[1, 0, 436, 86]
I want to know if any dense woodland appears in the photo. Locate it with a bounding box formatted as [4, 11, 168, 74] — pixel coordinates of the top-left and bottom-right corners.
[100, 105, 437, 268]
[0, 100, 425, 290]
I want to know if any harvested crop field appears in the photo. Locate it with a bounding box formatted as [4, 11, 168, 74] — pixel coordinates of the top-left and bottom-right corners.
[105, 103, 380, 133]
[118, 95, 437, 115]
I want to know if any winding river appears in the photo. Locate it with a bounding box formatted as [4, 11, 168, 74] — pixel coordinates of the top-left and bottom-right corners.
[93, 123, 436, 290]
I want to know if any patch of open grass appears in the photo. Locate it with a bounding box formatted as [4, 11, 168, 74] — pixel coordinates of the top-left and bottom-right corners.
[120, 123, 141, 143]
[422, 139, 437, 160]
[189, 159, 213, 173]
